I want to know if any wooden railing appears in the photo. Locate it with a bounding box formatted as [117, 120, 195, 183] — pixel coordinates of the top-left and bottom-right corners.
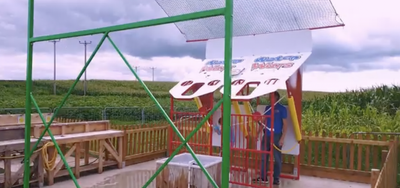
[284, 132, 391, 183]
[88, 125, 169, 166]
[73, 123, 395, 185]
[371, 138, 398, 188]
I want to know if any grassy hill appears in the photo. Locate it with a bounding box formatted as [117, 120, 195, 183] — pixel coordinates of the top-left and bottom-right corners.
[1, 80, 400, 133]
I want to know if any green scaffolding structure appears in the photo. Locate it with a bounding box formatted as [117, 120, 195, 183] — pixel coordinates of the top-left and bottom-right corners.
[24, 1, 233, 188]
[23, 0, 344, 187]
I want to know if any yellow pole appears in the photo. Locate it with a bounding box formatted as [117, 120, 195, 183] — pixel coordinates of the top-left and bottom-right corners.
[194, 97, 211, 133]
[287, 96, 302, 142]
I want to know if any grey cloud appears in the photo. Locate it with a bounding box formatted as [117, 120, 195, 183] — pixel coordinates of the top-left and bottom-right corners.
[1, 0, 400, 72]
[305, 35, 400, 71]
[0, 0, 206, 59]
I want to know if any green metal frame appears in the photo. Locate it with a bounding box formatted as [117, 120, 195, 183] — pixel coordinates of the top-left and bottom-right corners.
[24, 1, 233, 188]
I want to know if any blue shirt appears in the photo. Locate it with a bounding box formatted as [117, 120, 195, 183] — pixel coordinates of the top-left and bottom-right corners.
[264, 103, 287, 135]
[213, 124, 235, 144]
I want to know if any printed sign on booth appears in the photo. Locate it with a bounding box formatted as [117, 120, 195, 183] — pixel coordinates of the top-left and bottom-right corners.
[199, 59, 246, 76]
[251, 55, 301, 71]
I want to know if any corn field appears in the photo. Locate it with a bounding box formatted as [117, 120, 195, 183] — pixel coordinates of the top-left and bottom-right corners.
[302, 85, 400, 133]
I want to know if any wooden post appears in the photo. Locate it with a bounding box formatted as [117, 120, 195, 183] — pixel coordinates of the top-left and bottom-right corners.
[381, 150, 388, 164]
[75, 142, 81, 178]
[98, 139, 105, 174]
[118, 136, 124, 168]
[370, 168, 380, 188]
[4, 151, 12, 188]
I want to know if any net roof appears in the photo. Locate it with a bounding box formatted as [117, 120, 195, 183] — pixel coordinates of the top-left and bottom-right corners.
[155, 0, 344, 41]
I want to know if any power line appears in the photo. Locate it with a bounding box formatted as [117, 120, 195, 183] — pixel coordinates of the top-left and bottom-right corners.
[79, 40, 92, 96]
[49, 39, 60, 95]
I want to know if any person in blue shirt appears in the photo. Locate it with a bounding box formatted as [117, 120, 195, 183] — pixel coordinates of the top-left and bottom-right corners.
[213, 117, 235, 145]
[253, 91, 287, 185]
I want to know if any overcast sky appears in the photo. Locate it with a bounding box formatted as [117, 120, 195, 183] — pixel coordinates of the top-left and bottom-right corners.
[0, 0, 399, 92]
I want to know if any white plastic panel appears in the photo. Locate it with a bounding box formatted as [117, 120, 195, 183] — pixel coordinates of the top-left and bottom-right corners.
[211, 105, 247, 149]
[170, 30, 313, 100]
[206, 30, 312, 59]
[169, 58, 248, 99]
[219, 52, 312, 99]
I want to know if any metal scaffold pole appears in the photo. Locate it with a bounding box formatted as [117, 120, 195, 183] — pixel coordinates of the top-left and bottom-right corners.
[23, 0, 230, 187]
[221, 0, 233, 187]
[23, 0, 34, 187]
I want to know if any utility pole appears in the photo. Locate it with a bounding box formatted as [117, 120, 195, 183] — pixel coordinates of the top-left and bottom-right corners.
[49, 39, 60, 95]
[79, 40, 91, 96]
[133, 66, 139, 80]
[151, 67, 155, 81]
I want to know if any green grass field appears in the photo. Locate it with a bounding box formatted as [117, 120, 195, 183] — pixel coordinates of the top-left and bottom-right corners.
[1, 80, 400, 133]
[0, 80, 332, 108]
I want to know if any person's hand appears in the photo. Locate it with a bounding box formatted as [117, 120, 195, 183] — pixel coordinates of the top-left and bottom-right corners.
[279, 138, 284, 147]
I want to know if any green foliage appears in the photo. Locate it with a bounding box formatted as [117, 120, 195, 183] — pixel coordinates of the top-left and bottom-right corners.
[302, 85, 400, 133]
[1, 80, 400, 134]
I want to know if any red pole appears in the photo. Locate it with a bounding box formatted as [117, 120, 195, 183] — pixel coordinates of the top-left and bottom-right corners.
[209, 93, 214, 155]
[269, 94, 275, 188]
[169, 95, 174, 156]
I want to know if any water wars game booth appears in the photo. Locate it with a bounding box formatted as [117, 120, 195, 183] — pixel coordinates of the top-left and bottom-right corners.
[168, 30, 311, 187]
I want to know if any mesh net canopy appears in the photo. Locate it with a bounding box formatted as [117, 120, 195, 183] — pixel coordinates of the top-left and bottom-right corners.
[155, 0, 344, 41]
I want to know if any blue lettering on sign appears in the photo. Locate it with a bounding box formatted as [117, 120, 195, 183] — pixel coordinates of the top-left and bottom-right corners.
[206, 59, 244, 65]
[254, 55, 301, 63]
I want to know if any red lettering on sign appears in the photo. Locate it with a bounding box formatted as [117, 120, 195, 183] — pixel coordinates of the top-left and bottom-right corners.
[199, 66, 224, 73]
[232, 79, 245, 86]
[264, 78, 279, 85]
[251, 62, 294, 71]
[181, 81, 193, 86]
[208, 80, 220, 86]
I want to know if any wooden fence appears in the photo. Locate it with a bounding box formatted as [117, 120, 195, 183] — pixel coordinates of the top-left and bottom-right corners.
[88, 125, 169, 166]
[83, 125, 397, 184]
[281, 132, 392, 183]
[51, 117, 398, 185]
[371, 138, 399, 188]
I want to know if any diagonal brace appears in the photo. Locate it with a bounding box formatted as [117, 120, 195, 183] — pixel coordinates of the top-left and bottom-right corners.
[30, 94, 80, 188]
[107, 35, 221, 188]
[29, 33, 108, 158]
[143, 99, 222, 188]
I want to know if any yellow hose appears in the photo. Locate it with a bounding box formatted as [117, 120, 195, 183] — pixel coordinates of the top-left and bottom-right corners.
[273, 143, 298, 153]
[42, 142, 58, 171]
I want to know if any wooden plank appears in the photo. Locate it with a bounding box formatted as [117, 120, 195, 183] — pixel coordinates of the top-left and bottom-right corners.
[104, 139, 122, 164]
[3, 151, 12, 188]
[370, 169, 380, 188]
[0, 113, 54, 126]
[327, 132, 333, 167]
[41, 130, 124, 144]
[10, 152, 40, 185]
[118, 137, 124, 168]
[0, 138, 42, 152]
[75, 142, 81, 179]
[98, 139, 105, 174]
[303, 135, 390, 146]
[33, 120, 110, 138]
[365, 134, 371, 171]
